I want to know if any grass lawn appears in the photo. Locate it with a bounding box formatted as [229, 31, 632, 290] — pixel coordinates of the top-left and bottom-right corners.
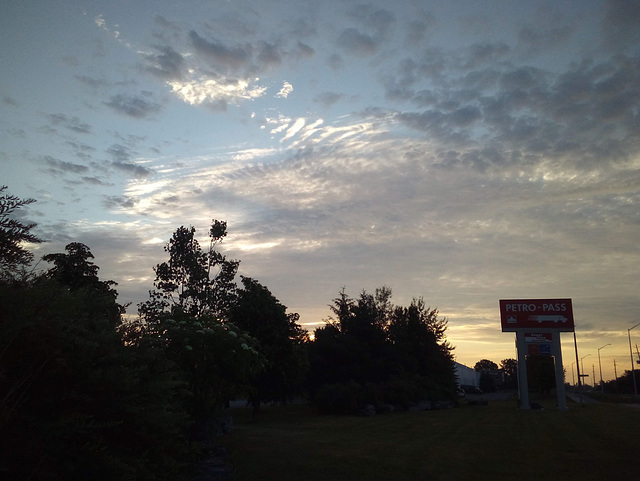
[221, 397, 640, 481]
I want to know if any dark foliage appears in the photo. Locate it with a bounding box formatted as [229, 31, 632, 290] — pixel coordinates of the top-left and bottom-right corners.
[308, 287, 456, 413]
[500, 358, 518, 389]
[602, 369, 640, 395]
[139, 220, 238, 322]
[474, 359, 499, 372]
[0, 186, 43, 276]
[137, 221, 263, 421]
[229, 276, 309, 410]
[526, 355, 556, 393]
[1, 244, 191, 480]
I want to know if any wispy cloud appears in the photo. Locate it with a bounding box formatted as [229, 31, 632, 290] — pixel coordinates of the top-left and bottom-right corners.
[276, 81, 293, 98]
[105, 93, 163, 118]
[48, 114, 92, 134]
[168, 76, 267, 108]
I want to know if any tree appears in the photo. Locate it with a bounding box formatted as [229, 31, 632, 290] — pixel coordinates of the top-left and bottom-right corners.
[308, 287, 457, 413]
[43, 242, 125, 327]
[500, 358, 518, 389]
[475, 359, 499, 392]
[1, 246, 191, 480]
[139, 220, 238, 321]
[0, 186, 43, 276]
[43, 242, 98, 286]
[229, 276, 309, 412]
[474, 359, 499, 372]
[137, 221, 262, 422]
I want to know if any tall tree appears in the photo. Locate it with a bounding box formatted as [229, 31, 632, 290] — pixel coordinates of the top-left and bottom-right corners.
[0, 186, 43, 276]
[137, 221, 261, 422]
[309, 287, 457, 412]
[139, 220, 238, 321]
[229, 276, 308, 411]
[43, 242, 125, 327]
[389, 298, 457, 396]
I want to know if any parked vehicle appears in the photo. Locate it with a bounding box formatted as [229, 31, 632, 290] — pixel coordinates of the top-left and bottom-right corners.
[461, 385, 483, 395]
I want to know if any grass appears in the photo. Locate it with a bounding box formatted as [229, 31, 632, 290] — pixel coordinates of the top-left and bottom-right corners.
[221, 397, 640, 481]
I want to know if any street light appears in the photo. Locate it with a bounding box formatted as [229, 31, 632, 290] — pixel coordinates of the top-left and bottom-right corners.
[628, 322, 640, 398]
[598, 343, 611, 393]
[581, 354, 591, 389]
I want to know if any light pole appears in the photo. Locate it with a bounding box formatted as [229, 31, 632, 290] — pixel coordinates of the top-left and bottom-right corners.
[581, 354, 591, 389]
[571, 362, 575, 386]
[628, 322, 640, 398]
[598, 343, 611, 393]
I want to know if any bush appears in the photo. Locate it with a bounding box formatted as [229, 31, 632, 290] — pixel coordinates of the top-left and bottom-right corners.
[0, 278, 192, 480]
[315, 381, 363, 414]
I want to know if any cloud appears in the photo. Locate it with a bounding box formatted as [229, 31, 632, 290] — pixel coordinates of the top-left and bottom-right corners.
[106, 144, 133, 162]
[168, 76, 266, 108]
[347, 5, 396, 38]
[295, 41, 315, 59]
[281, 118, 306, 142]
[41, 155, 89, 175]
[276, 81, 293, 98]
[314, 91, 344, 107]
[105, 93, 163, 118]
[143, 45, 186, 80]
[112, 162, 153, 179]
[106, 144, 153, 178]
[327, 53, 344, 70]
[338, 28, 378, 56]
[3, 96, 18, 106]
[75, 75, 110, 89]
[82, 176, 110, 186]
[256, 41, 283, 69]
[517, 25, 573, 57]
[47, 113, 92, 134]
[189, 30, 252, 74]
[601, 0, 640, 52]
[103, 195, 138, 210]
[462, 43, 510, 69]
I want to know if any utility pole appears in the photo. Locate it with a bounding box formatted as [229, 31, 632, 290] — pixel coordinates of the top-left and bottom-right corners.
[628, 322, 640, 398]
[592, 364, 596, 389]
[613, 359, 618, 393]
[598, 343, 611, 393]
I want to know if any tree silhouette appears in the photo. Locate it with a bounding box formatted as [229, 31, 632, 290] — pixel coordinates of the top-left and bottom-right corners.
[0, 186, 43, 276]
[230, 276, 308, 412]
[309, 287, 457, 413]
[140, 220, 238, 321]
[474, 359, 499, 372]
[137, 221, 261, 421]
[1, 244, 191, 480]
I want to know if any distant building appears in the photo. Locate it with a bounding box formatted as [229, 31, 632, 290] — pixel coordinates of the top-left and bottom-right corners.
[454, 362, 479, 387]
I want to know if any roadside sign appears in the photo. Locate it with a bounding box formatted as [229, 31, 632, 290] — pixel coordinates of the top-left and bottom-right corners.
[527, 343, 552, 356]
[500, 298, 573, 411]
[525, 333, 553, 343]
[500, 299, 574, 332]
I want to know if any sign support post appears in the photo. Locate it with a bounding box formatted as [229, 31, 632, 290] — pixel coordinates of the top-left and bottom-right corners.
[552, 331, 567, 410]
[500, 299, 575, 411]
[515, 333, 530, 409]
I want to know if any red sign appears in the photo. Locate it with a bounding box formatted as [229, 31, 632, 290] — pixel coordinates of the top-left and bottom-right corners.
[500, 299, 574, 332]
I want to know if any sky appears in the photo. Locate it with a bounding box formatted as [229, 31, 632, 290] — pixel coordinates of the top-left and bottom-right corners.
[2, 0, 640, 382]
